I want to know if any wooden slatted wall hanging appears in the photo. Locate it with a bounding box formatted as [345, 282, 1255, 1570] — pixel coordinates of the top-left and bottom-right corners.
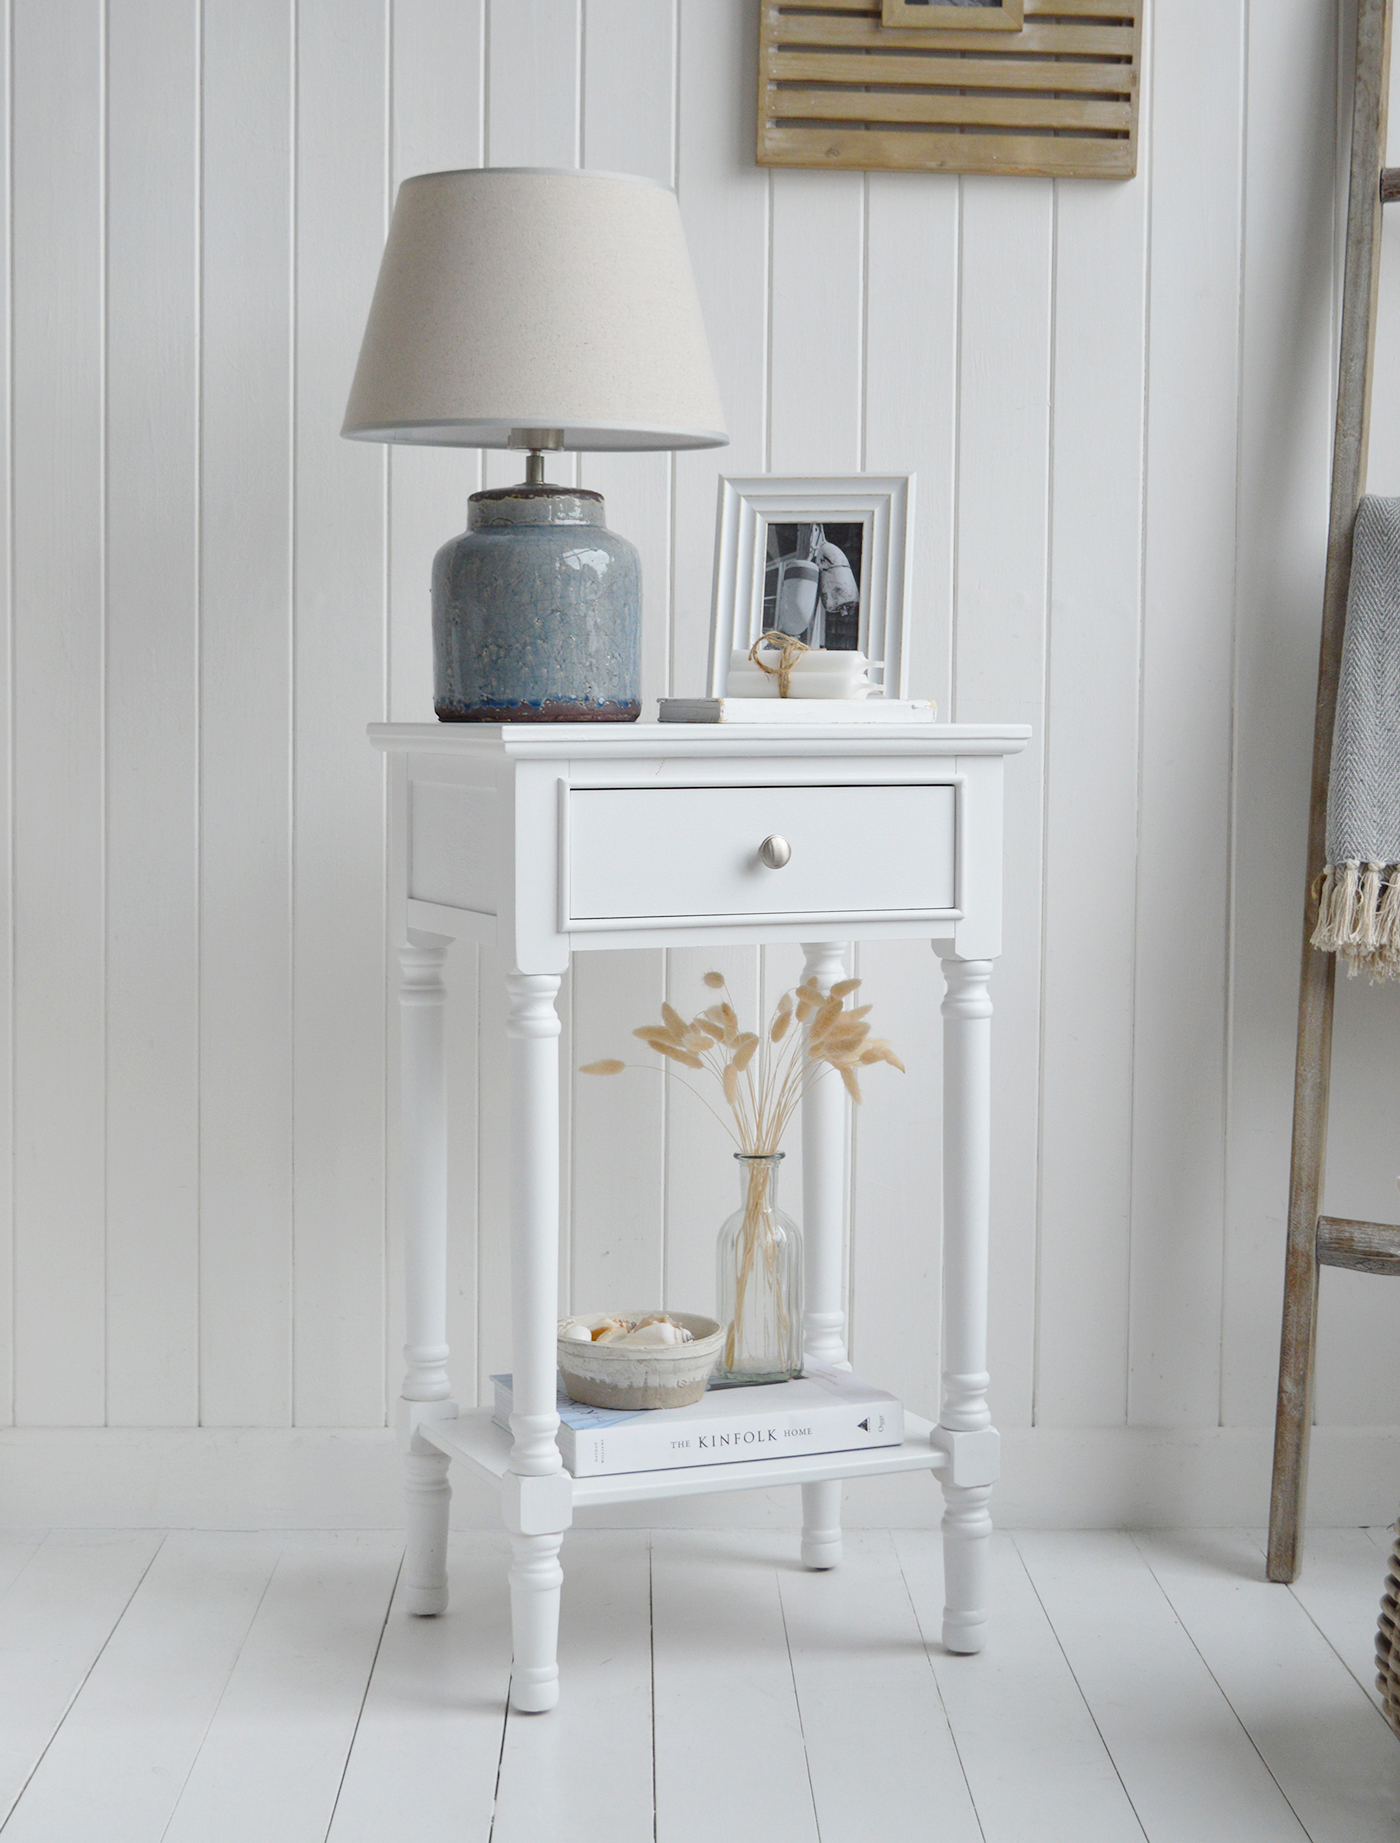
[757, 0, 1141, 180]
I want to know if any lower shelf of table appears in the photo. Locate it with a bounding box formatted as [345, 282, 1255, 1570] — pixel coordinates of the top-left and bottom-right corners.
[418, 1409, 947, 1508]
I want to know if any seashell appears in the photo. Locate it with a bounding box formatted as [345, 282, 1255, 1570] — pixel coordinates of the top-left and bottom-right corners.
[560, 1322, 592, 1343]
[592, 1324, 630, 1344]
[617, 1320, 694, 1347]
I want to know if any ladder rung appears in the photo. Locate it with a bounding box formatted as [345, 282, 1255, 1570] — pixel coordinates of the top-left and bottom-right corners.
[1316, 1214, 1400, 1274]
[1382, 165, 1400, 201]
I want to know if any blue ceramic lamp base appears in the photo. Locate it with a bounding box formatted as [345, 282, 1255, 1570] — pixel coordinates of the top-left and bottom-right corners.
[432, 480, 642, 723]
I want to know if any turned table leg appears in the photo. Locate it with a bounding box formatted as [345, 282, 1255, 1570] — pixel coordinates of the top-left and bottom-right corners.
[800, 942, 851, 1571]
[934, 953, 999, 1655]
[504, 971, 573, 1713]
[397, 934, 455, 1616]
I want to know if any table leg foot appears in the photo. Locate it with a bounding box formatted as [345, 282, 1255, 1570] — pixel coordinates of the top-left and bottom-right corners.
[509, 1530, 565, 1711]
[940, 1480, 992, 1653]
[801, 1478, 844, 1569]
[402, 1449, 451, 1616]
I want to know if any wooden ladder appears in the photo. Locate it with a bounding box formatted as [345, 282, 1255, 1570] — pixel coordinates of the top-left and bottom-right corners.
[1268, 0, 1400, 1584]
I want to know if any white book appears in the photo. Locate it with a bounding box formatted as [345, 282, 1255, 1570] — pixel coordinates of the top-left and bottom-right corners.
[657, 697, 936, 725]
[491, 1366, 903, 1479]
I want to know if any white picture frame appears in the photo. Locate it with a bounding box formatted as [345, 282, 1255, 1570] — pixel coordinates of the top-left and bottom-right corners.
[706, 475, 915, 698]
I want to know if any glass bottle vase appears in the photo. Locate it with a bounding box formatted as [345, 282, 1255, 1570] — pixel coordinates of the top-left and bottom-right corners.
[714, 1152, 803, 1385]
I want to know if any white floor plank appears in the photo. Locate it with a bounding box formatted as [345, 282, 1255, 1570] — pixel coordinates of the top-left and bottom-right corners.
[0, 1530, 164, 1827]
[1137, 1529, 1400, 1843]
[895, 1529, 1146, 1842]
[492, 1531, 654, 1843]
[0, 1532, 279, 1843]
[1015, 1530, 1309, 1843]
[652, 1530, 820, 1843]
[1264, 1527, 1391, 1712]
[326, 1533, 512, 1843]
[0, 1535, 43, 1604]
[778, 1528, 982, 1843]
[161, 1532, 403, 1843]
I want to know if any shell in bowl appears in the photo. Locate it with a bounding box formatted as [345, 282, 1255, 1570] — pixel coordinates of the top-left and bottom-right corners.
[557, 1311, 723, 1411]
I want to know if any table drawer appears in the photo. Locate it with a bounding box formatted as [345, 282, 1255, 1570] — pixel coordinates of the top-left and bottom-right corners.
[566, 783, 956, 923]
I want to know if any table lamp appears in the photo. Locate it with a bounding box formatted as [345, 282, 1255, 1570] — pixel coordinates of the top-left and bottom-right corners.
[343, 167, 728, 721]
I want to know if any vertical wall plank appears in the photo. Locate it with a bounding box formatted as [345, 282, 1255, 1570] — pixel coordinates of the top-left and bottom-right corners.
[474, 0, 581, 1402]
[671, 0, 767, 700]
[199, 0, 294, 1427]
[1222, 0, 1339, 1429]
[386, 0, 485, 1426]
[768, 171, 863, 477]
[864, 175, 958, 709]
[1129, 0, 1245, 1428]
[954, 177, 1054, 1434]
[11, 0, 106, 1426]
[292, 0, 389, 1428]
[854, 175, 959, 1418]
[0, 1, 13, 1427]
[1035, 138, 1151, 1425]
[569, 949, 665, 1312]
[662, 946, 760, 1320]
[846, 940, 943, 1419]
[104, 0, 200, 1427]
[565, 0, 677, 1320]
[387, 0, 483, 727]
[486, 0, 579, 170]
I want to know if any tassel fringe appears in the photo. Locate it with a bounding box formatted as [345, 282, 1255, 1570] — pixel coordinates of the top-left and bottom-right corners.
[1311, 858, 1400, 980]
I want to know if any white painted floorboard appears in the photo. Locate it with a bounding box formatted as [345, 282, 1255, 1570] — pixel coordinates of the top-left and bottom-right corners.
[1015, 1529, 1309, 1843]
[1, 1526, 1396, 1842]
[0, 1532, 163, 1826]
[492, 1532, 654, 1843]
[778, 1529, 982, 1843]
[1134, 1530, 1400, 1843]
[161, 1533, 403, 1843]
[1267, 1527, 1392, 1713]
[896, 1528, 1148, 1841]
[325, 1533, 513, 1843]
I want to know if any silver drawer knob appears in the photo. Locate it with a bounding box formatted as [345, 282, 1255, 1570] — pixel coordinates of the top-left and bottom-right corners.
[759, 835, 791, 869]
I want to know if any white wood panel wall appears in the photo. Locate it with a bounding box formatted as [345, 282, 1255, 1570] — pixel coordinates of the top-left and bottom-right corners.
[3, 0, 1398, 1484]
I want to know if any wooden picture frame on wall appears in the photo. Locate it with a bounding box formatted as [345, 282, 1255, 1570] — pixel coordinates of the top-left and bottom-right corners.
[758, 0, 1141, 181]
[882, 0, 1024, 31]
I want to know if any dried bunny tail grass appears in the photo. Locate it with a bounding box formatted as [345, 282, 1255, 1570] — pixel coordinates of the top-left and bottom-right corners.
[840, 1066, 863, 1102]
[634, 1025, 673, 1046]
[722, 1062, 739, 1105]
[822, 1018, 869, 1047]
[807, 996, 845, 1045]
[830, 977, 862, 998]
[770, 1000, 793, 1043]
[859, 1041, 905, 1071]
[718, 1002, 739, 1044]
[660, 1001, 689, 1040]
[653, 1040, 704, 1069]
[732, 1033, 760, 1071]
[702, 970, 726, 989]
[848, 1003, 872, 1020]
[580, 1058, 625, 1075]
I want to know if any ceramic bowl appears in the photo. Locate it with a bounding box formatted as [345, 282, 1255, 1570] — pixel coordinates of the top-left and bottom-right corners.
[557, 1312, 724, 1411]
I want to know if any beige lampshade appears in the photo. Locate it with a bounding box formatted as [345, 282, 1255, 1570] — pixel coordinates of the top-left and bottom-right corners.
[342, 166, 728, 452]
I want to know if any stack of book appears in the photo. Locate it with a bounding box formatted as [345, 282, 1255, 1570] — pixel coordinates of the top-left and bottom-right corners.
[492, 1364, 903, 1479]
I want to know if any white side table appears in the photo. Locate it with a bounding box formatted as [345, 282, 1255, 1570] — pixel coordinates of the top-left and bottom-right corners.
[370, 719, 1028, 1712]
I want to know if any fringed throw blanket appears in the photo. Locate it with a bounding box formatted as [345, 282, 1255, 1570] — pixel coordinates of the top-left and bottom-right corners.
[1312, 495, 1400, 979]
